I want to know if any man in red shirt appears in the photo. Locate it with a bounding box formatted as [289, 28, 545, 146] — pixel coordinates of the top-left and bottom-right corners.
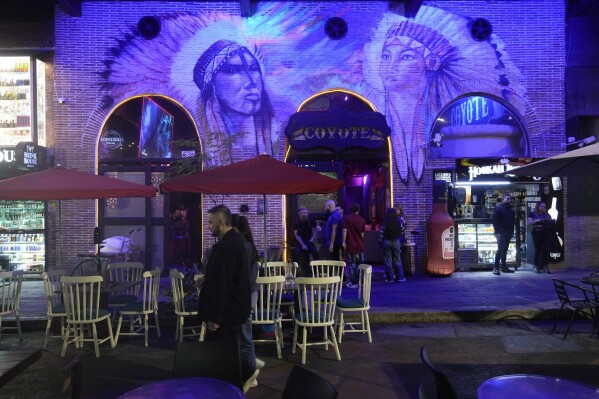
[343, 203, 366, 288]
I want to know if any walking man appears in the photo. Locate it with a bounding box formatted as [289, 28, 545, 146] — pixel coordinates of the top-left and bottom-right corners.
[492, 194, 516, 275]
[197, 205, 258, 392]
[293, 207, 320, 277]
[343, 203, 365, 288]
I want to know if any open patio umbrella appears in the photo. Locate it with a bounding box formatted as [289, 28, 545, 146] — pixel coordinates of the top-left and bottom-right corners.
[0, 166, 158, 267]
[160, 154, 344, 260]
[508, 142, 599, 177]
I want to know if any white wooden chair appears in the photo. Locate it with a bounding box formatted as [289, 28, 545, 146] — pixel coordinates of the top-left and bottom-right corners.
[252, 275, 286, 359]
[310, 260, 345, 294]
[42, 269, 68, 349]
[115, 268, 161, 347]
[60, 275, 115, 358]
[0, 270, 23, 340]
[106, 262, 144, 318]
[170, 270, 205, 342]
[292, 276, 342, 365]
[336, 264, 372, 343]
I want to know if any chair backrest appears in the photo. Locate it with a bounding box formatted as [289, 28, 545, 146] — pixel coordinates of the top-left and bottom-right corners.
[552, 279, 571, 304]
[62, 352, 84, 399]
[419, 346, 459, 399]
[173, 340, 244, 390]
[282, 365, 339, 399]
[61, 275, 105, 322]
[310, 260, 345, 279]
[263, 261, 298, 278]
[253, 275, 286, 324]
[42, 269, 67, 313]
[107, 262, 144, 296]
[294, 276, 341, 326]
[357, 264, 372, 308]
[170, 270, 195, 315]
[0, 270, 23, 315]
[138, 269, 161, 313]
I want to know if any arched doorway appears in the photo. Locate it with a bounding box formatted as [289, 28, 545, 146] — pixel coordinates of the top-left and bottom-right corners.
[284, 89, 391, 263]
[97, 95, 201, 272]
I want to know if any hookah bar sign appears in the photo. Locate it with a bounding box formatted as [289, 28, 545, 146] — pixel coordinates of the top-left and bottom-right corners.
[285, 110, 390, 152]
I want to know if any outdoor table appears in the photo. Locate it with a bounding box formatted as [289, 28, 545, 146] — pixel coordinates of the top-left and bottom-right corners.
[0, 348, 42, 388]
[477, 374, 599, 399]
[116, 377, 244, 399]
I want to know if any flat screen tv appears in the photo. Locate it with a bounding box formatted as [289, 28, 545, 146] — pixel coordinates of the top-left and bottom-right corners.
[139, 97, 174, 158]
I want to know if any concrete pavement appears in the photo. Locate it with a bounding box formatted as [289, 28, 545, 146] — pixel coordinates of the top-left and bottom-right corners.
[1, 264, 598, 398]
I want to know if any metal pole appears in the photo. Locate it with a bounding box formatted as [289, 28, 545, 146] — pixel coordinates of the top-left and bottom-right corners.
[263, 194, 267, 263]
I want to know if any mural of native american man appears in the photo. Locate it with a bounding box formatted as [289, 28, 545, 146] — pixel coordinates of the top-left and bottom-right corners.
[363, 7, 527, 183]
[99, 5, 529, 180]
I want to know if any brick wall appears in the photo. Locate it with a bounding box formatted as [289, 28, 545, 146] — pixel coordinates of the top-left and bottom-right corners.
[45, 0, 583, 270]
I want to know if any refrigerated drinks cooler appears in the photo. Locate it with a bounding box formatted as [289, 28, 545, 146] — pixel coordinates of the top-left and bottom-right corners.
[456, 219, 518, 269]
[0, 201, 45, 273]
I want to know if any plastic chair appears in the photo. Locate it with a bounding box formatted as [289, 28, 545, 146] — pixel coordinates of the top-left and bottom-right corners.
[293, 276, 342, 365]
[282, 365, 339, 399]
[170, 270, 205, 342]
[0, 270, 23, 340]
[310, 260, 345, 294]
[420, 346, 459, 399]
[42, 269, 68, 350]
[115, 268, 162, 347]
[60, 275, 115, 358]
[336, 264, 372, 343]
[106, 262, 144, 318]
[252, 275, 285, 359]
[551, 279, 599, 339]
[173, 340, 244, 391]
[62, 352, 84, 399]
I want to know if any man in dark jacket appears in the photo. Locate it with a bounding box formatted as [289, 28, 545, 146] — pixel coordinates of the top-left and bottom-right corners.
[492, 194, 516, 275]
[197, 205, 257, 391]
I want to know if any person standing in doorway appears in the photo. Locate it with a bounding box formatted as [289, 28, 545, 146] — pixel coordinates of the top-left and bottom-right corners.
[343, 203, 366, 288]
[492, 194, 516, 275]
[197, 205, 258, 392]
[324, 200, 343, 261]
[293, 207, 320, 277]
[379, 208, 406, 283]
[527, 201, 553, 274]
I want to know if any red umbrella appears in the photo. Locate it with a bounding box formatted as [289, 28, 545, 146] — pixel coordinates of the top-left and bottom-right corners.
[160, 155, 344, 259]
[0, 166, 157, 268]
[0, 166, 157, 200]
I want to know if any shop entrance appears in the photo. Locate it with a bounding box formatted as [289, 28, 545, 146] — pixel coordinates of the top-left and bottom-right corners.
[284, 90, 391, 263]
[97, 95, 201, 274]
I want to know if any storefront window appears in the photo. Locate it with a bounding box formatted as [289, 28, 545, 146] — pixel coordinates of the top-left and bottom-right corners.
[99, 96, 197, 160]
[430, 95, 528, 158]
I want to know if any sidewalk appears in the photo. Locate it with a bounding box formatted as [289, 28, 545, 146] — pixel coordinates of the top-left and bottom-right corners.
[1, 264, 598, 399]
[16, 264, 596, 326]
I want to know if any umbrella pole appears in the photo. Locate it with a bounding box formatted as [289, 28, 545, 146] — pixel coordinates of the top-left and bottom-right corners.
[263, 194, 267, 263]
[58, 200, 63, 268]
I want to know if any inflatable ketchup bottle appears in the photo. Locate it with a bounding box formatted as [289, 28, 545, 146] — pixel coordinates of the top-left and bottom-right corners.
[426, 180, 455, 275]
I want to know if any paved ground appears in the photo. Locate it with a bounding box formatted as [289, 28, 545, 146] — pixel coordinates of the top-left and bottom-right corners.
[1, 263, 598, 398]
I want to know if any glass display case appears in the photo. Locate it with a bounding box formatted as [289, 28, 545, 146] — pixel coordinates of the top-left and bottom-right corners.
[0, 56, 32, 146]
[0, 200, 45, 273]
[456, 219, 518, 269]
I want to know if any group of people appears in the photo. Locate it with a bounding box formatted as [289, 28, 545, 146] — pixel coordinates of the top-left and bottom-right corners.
[293, 200, 409, 287]
[492, 193, 558, 275]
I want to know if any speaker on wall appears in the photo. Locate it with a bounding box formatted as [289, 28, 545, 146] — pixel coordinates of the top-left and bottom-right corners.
[138, 16, 161, 40]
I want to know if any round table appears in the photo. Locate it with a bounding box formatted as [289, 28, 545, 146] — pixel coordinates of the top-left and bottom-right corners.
[477, 374, 599, 399]
[117, 377, 244, 399]
[581, 276, 599, 287]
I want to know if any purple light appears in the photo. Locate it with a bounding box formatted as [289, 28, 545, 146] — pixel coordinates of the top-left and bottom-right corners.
[363, 175, 368, 185]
